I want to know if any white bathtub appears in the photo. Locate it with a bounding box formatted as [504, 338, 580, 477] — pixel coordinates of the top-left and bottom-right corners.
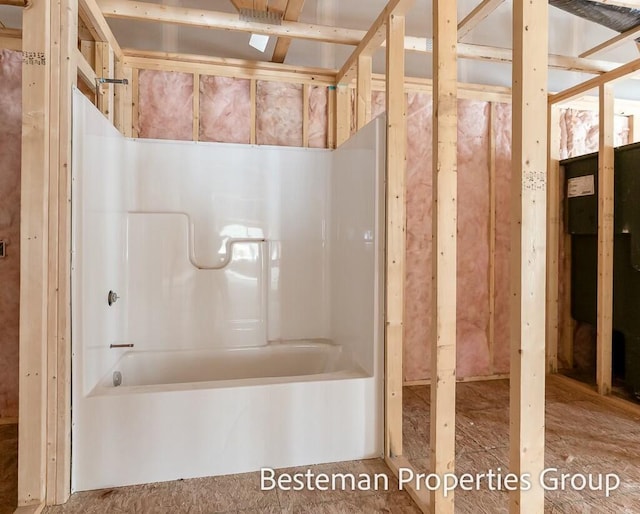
[73, 339, 381, 491]
[94, 340, 362, 392]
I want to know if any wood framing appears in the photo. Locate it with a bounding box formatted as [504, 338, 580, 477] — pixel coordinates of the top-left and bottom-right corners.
[100, 0, 360, 47]
[336, 0, 414, 84]
[327, 85, 336, 149]
[271, 0, 306, 63]
[0, 27, 22, 50]
[596, 83, 615, 396]
[510, 1, 548, 513]
[94, 41, 114, 121]
[546, 105, 561, 374]
[19, 0, 52, 505]
[356, 55, 372, 130]
[550, 56, 640, 105]
[121, 65, 133, 137]
[384, 9, 408, 461]
[113, 57, 129, 135]
[489, 102, 497, 374]
[402, 37, 632, 77]
[302, 83, 310, 147]
[457, 0, 505, 41]
[335, 84, 350, 147]
[580, 25, 640, 59]
[430, 0, 457, 511]
[123, 50, 337, 86]
[76, 49, 98, 93]
[79, 0, 122, 58]
[51, 0, 77, 503]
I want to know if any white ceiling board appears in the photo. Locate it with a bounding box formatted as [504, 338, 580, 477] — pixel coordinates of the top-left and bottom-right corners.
[107, 17, 279, 61]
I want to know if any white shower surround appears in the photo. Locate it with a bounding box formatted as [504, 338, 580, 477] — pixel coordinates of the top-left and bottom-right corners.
[71, 89, 385, 491]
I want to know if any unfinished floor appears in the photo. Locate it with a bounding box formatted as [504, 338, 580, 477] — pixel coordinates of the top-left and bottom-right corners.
[0, 423, 17, 514]
[0, 377, 633, 513]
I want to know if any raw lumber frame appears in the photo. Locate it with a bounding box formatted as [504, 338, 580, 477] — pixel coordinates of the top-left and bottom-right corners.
[96, 0, 633, 78]
[430, 0, 458, 511]
[596, 84, 615, 396]
[546, 104, 561, 374]
[510, 0, 548, 512]
[382, 0, 413, 463]
[457, 0, 505, 41]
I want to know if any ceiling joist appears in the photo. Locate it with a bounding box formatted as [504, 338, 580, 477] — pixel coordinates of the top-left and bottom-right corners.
[272, 0, 306, 64]
[550, 55, 640, 104]
[457, 0, 505, 41]
[99, 0, 360, 46]
[98, 0, 633, 81]
[579, 24, 640, 58]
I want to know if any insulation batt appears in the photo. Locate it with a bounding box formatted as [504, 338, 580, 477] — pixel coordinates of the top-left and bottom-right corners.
[559, 108, 630, 159]
[138, 70, 193, 141]
[199, 75, 251, 144]
[256, 81, 303, 147]
[0, 49, 21, 418]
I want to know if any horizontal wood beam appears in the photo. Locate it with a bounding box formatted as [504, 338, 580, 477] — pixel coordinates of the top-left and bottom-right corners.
[76, 48, 97, 93]
[99, 0, 361, 46]
[0, 27, 22, 38]
[0, 27, 22, 50]
[580, 24, 640, 59]
[271, 0, 305, 63]
[0, 0, 27, 6]
[97, 0, 633, 79]
[122, 49, 337, 85]
[79, 0, 123, 58]
[457, 0, 505, 41]
[403, 37, 633, 76]
[550, 56, 640, 104]
[561, 95, 640, 116]
[337, 0, 414, 84]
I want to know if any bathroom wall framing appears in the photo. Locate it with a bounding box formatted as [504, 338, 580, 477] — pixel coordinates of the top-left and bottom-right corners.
[9, 0, 640, 512]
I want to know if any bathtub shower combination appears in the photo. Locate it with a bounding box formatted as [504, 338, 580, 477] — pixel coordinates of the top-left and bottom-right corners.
[71, 89, 385, 490]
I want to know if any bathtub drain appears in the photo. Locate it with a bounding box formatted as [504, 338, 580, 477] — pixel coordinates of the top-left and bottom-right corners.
[113, 371, 122, 387]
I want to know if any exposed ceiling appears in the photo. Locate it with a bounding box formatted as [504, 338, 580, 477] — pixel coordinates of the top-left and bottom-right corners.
[1, 0, 640, 98]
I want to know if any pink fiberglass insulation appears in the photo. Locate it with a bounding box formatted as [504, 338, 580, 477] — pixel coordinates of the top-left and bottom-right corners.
[404, 97, 494, 382]
[138, 70, 193, 141]
[308, 86, 328, 149]
[199, 75, 250, 144]
[493, 102, 512, 375]
[404, 92, 433, 382]
[456, 99, 492, 378]
[559, 109, 630, 159]
[371, 90, 386, 120]
[0, 49, 21, 418]
[256, 81, 303, 147]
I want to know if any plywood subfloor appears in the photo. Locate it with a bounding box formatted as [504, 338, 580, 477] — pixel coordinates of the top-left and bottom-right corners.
[12, 375, 638, 513]
[403, 376, 640, 512]
[0, 423, 18, 514]
[44, 459, 419, 513]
